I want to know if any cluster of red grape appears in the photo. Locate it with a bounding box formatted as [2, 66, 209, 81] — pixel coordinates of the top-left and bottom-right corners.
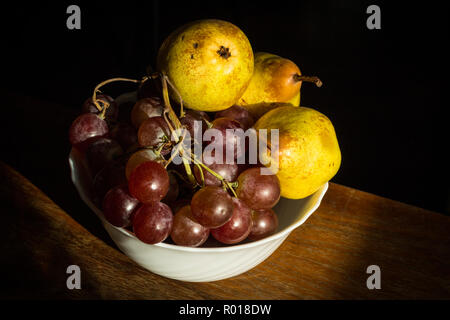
[69, 77, 281, 247]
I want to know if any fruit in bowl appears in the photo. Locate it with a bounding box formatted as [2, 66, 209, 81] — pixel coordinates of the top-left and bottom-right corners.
[68, 19, 340, 281]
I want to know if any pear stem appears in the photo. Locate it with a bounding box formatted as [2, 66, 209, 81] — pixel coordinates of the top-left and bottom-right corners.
[293, 74, 323, 87]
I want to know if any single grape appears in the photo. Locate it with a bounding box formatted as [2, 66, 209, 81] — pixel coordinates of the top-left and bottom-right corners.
[128, 161, 169, 203]
[137, 116, 172, 155]
[92, 158, 127, 204]
[170, 205, 210, 247]
[102, 184, 140, 227]
[211, 198, 252, 244]
[133, 202, 173, 244]
[125, 149, 161, 179]
[81, 93, 118, 124]
[205, 117, 245, 160]
[215, 105, 254, 130]
[162, 172, 179, 205]
[69, 113, 109, 151]
[110, 122, 138, 151]
[86, 138, 123, 175]
[131, 97, 164, 129]
[236, 167, 281, 209]
[248, 208, 279, 241]
[190, 186, 234, 228]
[180, 110, 209, 138]
[193, 151, 239, 187]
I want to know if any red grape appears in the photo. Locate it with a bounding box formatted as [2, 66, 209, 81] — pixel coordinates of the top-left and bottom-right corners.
[92, 158, 127, 204]
[236, 167, 281, 209]
[102, 184, 140, 227]
[190, 186, 234, 228]
[193, 151, 239, 187]
[211, 198, 252, 244]
[110, 122, 138, 151]
[125, 149, 162, 179]
[215, 105, 254, 130]
[69, 113, 108, 151]
[133, 202, 173, 244]
[137, 116, 172, 155]
[205, 117, 245, 160]
[82, 93, 118, 124]
[170, 205, 209, 247]
[162, 172, 179, 205]
[131, 98, 163, 129]
[248, 208, 279, 241]
[180, 110, 209, 138]
[86, 138, 123, 175]
[128, 161, 169, 203]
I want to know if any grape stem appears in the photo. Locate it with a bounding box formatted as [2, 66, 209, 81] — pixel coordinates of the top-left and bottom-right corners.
[160, 73, 197, 185]
[92, 77, 141, 118]
[165, 76, 185, 118]
[164, 130, 187, 169]
[184, 153, 238, 198]
[194, 162, 205, 187]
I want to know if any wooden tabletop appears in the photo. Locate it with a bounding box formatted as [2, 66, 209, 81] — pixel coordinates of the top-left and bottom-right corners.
[1, 91, 449, 299]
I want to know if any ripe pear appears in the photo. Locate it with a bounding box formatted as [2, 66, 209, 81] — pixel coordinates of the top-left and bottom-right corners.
[255, 105, 341, 199]
[238, 52, 320, 119]
[157, 19, 254, 112]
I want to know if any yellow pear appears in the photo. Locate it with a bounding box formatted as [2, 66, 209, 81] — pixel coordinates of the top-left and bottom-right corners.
[255, 105, 341, 199]
[157, 19, 254, 112]
[238, 52, 320, 119]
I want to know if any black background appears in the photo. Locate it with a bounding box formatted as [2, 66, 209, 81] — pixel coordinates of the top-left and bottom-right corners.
[1, 1, 449, 214]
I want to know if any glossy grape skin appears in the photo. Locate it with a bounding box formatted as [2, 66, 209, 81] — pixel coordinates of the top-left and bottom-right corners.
[86, 138, 124, 175]
[180, 110, 209, 138]
[137, 116, 172, 155]
[125, 149, 161, 179]
[131, 97, 163, 129]
[248, 208, 279, 241]
[190, 186, 234, 228]
[110, 122, 138, 151]
[133, 202, 173, 244]
[170, 206, 210, 247]
[102, 184, 140, 227]
[206, 117, 245, 159]
[69, 113, 109, 151]
[193, 151, 239, 187]
[82, 93, 118, 124]
[215, 105, 254, 130]
[128, 161, 169, 203]
[211, 198, 252, 244]
[236, 167, 281, 210]
[92, 159, 127, 204]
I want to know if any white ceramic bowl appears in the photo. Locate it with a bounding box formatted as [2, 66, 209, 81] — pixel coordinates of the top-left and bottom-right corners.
[68, 92, 328, 282]
[69, 149, 327, 282]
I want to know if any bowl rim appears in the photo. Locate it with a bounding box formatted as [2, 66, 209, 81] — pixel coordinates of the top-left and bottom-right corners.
[70, 149, 328, 253]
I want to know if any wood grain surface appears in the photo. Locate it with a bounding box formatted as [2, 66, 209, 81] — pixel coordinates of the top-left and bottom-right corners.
[1, 161, 449, 300]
